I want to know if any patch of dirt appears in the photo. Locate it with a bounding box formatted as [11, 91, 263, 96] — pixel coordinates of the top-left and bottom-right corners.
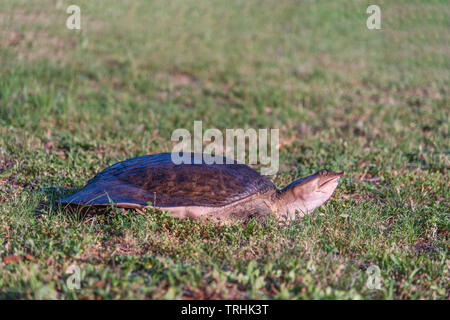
[413, 238, 441, 254]
[0, 161, 12, 175]
[0, 176, 27, 203]
[43, 140, 68, 159]
[154, 71, 199, 103]
[0, 29, 77, 62]
[3, 30, 25, 47]
[352, 171, 382, 185]
[77, 231, 144, 263]
[315, 53, 367, 74]
[2, 254, 36, 265]
[182, 284, 248, 300]
[0, 178, 7, 187]
[154, 71, 197, 88]
[341, 193, 375, 202]
[0, 7, 85, 62]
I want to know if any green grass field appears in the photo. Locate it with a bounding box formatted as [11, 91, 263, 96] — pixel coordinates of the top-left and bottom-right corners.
[0, 0, 448, 299]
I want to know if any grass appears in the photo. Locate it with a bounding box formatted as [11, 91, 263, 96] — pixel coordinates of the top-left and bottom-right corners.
[0, 0, 448, 299]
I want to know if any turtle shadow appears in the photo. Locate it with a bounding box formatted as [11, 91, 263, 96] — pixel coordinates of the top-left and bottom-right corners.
[35, 185, 133, 221]
[40, 185, 79, 201]
[34, 185, 73, 218]
[34, 185, 89, 220]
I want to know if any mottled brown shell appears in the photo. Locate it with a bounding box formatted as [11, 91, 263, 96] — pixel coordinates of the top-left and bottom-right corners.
[57, 153, 276, 207]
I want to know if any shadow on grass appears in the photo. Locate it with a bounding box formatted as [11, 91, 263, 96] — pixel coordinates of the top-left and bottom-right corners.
[34, 185, 111, 221]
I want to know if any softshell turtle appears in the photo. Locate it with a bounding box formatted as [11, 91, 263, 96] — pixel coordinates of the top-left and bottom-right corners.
[58, 153, 344, 223]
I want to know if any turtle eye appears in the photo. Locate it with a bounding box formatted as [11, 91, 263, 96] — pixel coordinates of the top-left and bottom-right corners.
[319, 170, 327, 176]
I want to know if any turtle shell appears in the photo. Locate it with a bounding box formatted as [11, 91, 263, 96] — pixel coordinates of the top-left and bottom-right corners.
[57, 153, 276, 207]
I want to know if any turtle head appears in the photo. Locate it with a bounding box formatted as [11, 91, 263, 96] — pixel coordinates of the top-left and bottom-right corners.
[277, 169, 345, 218]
